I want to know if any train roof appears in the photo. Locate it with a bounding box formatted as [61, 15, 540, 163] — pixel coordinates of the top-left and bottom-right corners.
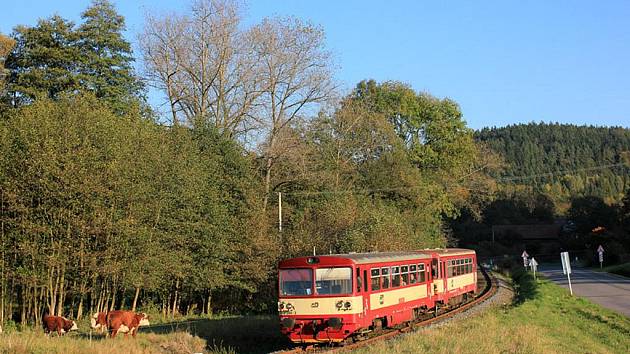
[417, 248, 476, 257]
[327, 251, 432, 264]
[279, 248, 475, 267]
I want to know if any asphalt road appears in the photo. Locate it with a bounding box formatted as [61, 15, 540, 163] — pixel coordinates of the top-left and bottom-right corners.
[539, 265, 630, 317]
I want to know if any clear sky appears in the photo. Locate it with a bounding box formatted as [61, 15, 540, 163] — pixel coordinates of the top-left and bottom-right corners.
[2, 0, 630, 130]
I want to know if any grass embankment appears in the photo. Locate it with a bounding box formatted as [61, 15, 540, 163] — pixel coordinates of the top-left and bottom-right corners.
[0, 315, 285, 354]
[600, 262, 630, 278]
[353, 270, 630, 354]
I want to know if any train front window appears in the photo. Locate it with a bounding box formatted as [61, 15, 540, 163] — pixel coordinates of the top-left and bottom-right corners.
[316, 267, 352, 295]
[280, 269, 313, 296]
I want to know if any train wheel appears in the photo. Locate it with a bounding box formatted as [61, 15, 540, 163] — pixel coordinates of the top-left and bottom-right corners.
[373, 318, 383, 331]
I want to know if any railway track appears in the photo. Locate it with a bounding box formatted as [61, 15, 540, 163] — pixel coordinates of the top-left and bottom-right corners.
[275, 265, 498, 354]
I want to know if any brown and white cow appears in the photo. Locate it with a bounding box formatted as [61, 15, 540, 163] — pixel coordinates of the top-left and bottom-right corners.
[42, 314, 78, 336]
[106, 310, 150, 338]
[90, 311, 108, 334]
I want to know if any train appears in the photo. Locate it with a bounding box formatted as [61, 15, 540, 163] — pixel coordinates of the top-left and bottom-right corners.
[277, 248, 477, 344]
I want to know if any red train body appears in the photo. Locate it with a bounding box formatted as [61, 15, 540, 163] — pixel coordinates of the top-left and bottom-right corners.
[278, 248, 477, 344]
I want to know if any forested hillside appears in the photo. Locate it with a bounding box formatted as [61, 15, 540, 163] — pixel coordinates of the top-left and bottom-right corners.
[476, 123, 630, 208]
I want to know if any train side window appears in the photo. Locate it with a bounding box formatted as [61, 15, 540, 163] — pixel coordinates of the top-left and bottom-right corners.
[401, 265, 409, 285]
[409, 265, 417, 284]
[356, 268, 362, 293]
[431, 260, 438, 279]
[418, 264, 426, 282]
[381, 267, 390, 289]
[371, 268, 381, 291]
[392, 266, 401, 287]
[364, 270, 368, 292]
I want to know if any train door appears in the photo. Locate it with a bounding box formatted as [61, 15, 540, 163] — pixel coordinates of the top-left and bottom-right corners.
[356, 267, 369, 322]
[431, 257, 445, 301]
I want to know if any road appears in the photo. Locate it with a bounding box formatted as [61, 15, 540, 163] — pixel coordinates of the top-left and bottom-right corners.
[539, 266, 630, 317]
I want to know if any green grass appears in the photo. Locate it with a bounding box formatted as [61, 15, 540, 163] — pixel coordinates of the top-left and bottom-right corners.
[599, 262, 630, 278]
[0, 330, 207, 354]
[353, 272, 630, 354]
[0, 315, 287, 354]
[6, 270, 629, 354]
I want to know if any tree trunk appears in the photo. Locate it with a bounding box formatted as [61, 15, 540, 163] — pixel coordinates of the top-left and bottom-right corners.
[77, 295, 84, 320]
[262, 156, 274, 211]
[172, 279, 179, 318]
[131, 286, 140, 312]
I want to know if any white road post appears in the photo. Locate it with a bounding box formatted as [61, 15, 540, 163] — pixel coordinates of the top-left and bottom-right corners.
[597, 245, 604, 269]
[561, 251, 573, 295]
[278, 192, 282, 233]
[521, 250, 529, 270]
[530, 257, 538, 280]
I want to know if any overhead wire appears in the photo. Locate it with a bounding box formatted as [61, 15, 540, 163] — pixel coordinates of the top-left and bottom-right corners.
[277, 162, 628, 197]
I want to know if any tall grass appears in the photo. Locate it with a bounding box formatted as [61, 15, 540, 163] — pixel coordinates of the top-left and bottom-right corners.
[0, 330, 206, 354]
[353, 272, 630, 354]
[0, 315, 286, 354]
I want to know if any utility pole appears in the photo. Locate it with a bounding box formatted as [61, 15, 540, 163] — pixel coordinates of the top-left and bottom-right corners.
[278, 192, 282, 233]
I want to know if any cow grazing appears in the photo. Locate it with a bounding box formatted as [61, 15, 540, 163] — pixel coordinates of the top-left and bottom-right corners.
[106, 310, 150, 338]
[90, 312, 108, 334]
[42, 314, 78, 336]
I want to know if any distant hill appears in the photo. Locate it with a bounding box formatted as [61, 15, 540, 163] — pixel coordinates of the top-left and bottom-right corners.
[475, 123, 630, 207]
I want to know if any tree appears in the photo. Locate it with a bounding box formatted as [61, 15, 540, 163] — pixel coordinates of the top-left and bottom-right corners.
[252, 16, 335, 210]
[76, 0, 144, 114]
[4, 2, 143, 113]
[568, 196, 618, 235]
[620, 188, 630, 234]
[348, 80, 488, 216]
[0, 33, 15, 94]
[5, 16, 81, 104]
[140, 0, 262, 131]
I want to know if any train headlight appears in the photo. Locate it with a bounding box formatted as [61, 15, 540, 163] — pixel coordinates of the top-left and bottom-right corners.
[335, 300, 343, 309]
[344, 301, 352, 309]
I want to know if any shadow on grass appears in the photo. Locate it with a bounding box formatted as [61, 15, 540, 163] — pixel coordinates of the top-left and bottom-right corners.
[140, 316, 290, 354]
[512, 268, 539, 305]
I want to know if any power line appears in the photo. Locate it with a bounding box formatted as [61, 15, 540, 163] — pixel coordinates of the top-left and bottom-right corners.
[495, 162, 627, 182]
[277, 162, 628, 197]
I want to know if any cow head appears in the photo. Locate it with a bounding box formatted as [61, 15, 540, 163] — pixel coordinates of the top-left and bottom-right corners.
[62, 317, 79, 332]
[90, 313, 99, 329]
[137, 313, 150, 327]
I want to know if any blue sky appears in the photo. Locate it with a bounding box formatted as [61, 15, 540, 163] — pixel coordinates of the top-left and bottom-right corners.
[2, 0, 630, 129]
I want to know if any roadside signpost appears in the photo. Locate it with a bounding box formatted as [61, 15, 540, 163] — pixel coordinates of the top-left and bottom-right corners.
[530, 257, 538, 280]
[561, 251, 573, 295]
[522, 251, 529, 269]
[597, 245, 604, 269]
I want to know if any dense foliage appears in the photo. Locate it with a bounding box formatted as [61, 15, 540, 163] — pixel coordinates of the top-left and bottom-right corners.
[476, 123, 630, 208]
[4, 0, 143, 113]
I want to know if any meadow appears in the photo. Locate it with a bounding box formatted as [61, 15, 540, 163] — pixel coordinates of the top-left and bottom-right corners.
[0, 315, 287, 354]
[353, 271, 630, 354]
[3, 271, 630, 354]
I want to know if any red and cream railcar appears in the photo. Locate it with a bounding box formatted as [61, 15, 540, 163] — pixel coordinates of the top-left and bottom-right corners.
[278, 248, 477, 344]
